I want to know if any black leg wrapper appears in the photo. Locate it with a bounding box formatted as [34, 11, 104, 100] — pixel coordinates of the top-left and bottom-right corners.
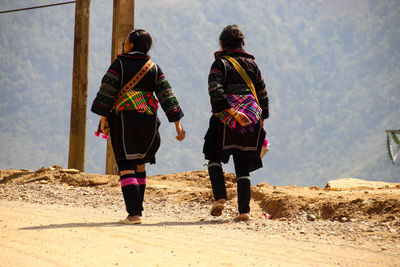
[237, 177, 251, 214]
[135, 172, 147, 212]
[233, 155, 251, 214]
[208, 162, 227, 201]
[120, 174, 142, 216]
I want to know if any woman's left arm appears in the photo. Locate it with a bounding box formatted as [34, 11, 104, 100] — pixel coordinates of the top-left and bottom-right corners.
[91, 59, 122, 117]
[254, 65, 269, 120]
[154, 65, 184, 122]
[174, 120, 186, 141]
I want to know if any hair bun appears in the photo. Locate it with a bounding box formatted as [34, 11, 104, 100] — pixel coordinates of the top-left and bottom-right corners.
[219, 24, 245, 49]
[232, 29, 244, 40]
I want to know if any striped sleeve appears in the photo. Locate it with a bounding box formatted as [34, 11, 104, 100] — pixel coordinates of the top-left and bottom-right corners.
[91, 60, 121, 116]
[208, 60, 231, 113]
[154, 65, 184, 122]
[255, 66, 269, 119]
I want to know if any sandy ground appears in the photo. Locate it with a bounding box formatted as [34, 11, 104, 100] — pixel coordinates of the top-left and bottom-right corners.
[0, 167, 399, 267]
[1, 200, 399, 267]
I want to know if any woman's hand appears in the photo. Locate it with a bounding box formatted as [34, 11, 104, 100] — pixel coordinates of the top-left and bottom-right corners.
[100, 116, 110, 136]
[228, 108, 252, 127]
[174, 121, 185, 141]
[235, 112, 252, 127]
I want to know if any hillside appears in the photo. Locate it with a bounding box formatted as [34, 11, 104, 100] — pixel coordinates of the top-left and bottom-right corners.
[0, 0, 399, 186]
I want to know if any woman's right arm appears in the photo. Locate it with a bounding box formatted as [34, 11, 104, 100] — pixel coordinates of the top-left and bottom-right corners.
[208, 60, 231, 113]
[99, 116, 110, 136]
[90, 59, 122, 117]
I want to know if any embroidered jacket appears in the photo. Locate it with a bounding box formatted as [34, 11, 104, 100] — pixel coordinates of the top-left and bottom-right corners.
[208, 49, 269, 119]
[91, 52, 184, 122]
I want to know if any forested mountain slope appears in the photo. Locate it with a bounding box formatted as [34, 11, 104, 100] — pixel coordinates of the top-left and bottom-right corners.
[0, 0, 399, 186]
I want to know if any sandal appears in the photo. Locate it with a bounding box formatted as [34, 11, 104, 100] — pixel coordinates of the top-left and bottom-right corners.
[210, 202, 225, 216]
[119, 218, 142, 225]
[234, 213, 250, 222]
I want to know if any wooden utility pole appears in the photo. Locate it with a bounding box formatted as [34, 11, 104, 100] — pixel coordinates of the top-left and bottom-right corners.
[106, 0, 135, 174]
[68, 0, 90, 172]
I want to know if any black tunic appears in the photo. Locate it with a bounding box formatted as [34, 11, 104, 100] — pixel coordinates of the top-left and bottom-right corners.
[91, 52, 184, 168]
[203, 49, 269, 172]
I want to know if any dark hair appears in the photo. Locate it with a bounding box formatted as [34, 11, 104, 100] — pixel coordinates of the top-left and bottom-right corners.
[219, 24, 245, 49]
[128, 29, 152, 54]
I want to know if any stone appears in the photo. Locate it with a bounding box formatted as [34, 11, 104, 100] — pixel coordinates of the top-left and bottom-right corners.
[325, 178, 400, 190]
[60, 169, 80, 174]
[361, 199, 371, 206]
[308, 186, 320, 190]
[35, 166, 46, 173]
[25, 175, 50, 183]
[88, 176, 109, 186]
[51, 165, 63, 170]
[307, 214, 316, 221]
[257, 182, 269, 187]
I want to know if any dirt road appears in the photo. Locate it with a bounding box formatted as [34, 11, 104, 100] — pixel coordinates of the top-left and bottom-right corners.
[1, 200, 398, 267]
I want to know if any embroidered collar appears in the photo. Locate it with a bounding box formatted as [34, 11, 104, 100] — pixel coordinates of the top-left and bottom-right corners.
[214, 49, 255, 60]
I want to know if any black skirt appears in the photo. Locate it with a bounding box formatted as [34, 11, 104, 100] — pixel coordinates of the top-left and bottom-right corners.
[203, 115, 265, 172]
[109, 111, 161, 169]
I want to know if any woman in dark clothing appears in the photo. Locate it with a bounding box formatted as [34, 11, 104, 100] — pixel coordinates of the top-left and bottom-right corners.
[203, 25, 269, 221]
[91, 29, 185, 224]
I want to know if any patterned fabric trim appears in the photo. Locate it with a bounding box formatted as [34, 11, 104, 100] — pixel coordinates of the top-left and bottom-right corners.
[114, 91, 159, 115]
[112, 59, 155, 110]
[208, 64, 231, 113]
[93, 71, 121, 110]
[136, 177, 147, 185]
[215, 94, 261, 134]
[121, 178, 139, 187]
[155, 79, 183, 118]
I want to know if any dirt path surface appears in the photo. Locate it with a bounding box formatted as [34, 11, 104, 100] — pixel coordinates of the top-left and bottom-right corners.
[1, 200, 398, 267]
[1, 167, 399, 266]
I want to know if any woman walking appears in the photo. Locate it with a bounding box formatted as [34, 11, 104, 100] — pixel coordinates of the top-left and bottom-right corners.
[203, 25, 269, 221]
[91, 29, 185, 224]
